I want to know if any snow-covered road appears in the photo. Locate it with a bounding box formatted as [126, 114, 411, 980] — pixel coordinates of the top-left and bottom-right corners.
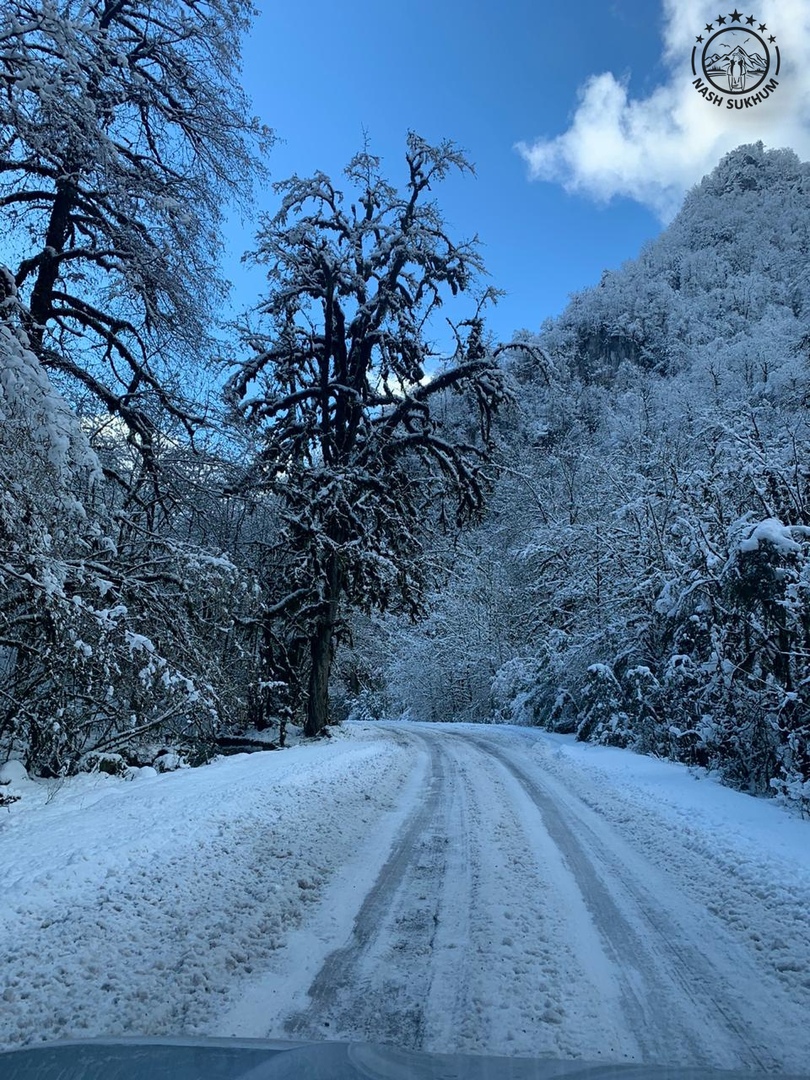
[2, 722, 809, 1070]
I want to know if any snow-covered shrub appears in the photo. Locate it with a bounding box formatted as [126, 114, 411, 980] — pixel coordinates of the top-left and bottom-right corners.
[771, 771, 810, 817]
[622, 667, 664, 755]
[78, 752, 128, 777]
[491, 657, 545, 726]
[658, 655, 710, 767]
[712, 517, 809, 793]
[153, 751, 188, 773]
[548, 689, 578, 734]
[332, 629, 394, 723]
[576, 664, 632, 747]
[0, 759, 29, 807]
[345, 688, 393, 722]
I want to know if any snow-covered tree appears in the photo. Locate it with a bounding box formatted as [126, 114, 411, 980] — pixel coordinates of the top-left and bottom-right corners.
[0, 286, 234, 773]
[227, 135, 508, 736]
[0, 0, 267, 461]
[0, 1, 273, 773]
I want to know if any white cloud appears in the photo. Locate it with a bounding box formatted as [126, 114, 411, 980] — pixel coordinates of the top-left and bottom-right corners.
[517, 0, 810, 220]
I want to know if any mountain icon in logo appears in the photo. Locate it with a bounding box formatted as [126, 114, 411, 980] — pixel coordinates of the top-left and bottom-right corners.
[704, 46, 767, 76]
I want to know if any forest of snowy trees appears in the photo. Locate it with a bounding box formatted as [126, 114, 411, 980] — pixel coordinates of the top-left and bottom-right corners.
[2, 4, 809, 810]
[353, 144, 810, 810]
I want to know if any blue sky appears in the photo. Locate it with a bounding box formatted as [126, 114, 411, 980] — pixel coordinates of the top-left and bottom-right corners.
[224, 0, 810, 347]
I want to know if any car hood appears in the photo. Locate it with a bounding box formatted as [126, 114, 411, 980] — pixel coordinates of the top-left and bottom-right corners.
[1, 1038, 807, 1080]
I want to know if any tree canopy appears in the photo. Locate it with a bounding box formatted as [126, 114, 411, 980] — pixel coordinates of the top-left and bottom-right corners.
[1, 0, 268, 464]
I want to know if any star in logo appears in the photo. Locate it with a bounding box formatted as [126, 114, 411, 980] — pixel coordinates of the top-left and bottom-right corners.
[769, 34, 776, 42]
[705, 22, 714, 32]
[745, 15, 755, 25]
[695, 34, 704, 42]
[729, 9, 743, 21]
[716, 14, 727, 24]
[759, 23, 767, 32]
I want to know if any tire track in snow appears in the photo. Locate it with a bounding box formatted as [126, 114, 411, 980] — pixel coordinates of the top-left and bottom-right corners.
[425, 732, 610, 1061]
[281, 726, 623, 1061]
[418, 735, 474, 1053]
[463, 733, 794, 1072]
[283, 730, 451, 1047]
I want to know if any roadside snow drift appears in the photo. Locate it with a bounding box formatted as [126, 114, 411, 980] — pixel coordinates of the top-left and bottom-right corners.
[0, 729, 412, 1048]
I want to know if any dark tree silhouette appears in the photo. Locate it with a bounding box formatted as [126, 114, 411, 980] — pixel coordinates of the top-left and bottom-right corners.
[228, 134, 508, 736]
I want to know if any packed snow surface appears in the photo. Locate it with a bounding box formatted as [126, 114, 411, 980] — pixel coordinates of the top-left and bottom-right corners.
[2, 722, 809, 1071]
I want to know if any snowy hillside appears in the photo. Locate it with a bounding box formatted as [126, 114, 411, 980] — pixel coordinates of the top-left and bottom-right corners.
[544, 144, 810, 381]
[364, 145, 810, 809]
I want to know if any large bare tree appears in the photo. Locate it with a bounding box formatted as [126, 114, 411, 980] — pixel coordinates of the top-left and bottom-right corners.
[227, 134, 508, 736]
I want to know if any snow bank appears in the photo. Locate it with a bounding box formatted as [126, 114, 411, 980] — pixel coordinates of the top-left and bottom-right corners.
[0, 729, 411, 1049]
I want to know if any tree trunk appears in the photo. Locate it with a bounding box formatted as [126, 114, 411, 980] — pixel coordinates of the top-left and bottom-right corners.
[28, 180, 75, 351]
[304, 555, 342, 737]
[305, 619, 332, 737]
